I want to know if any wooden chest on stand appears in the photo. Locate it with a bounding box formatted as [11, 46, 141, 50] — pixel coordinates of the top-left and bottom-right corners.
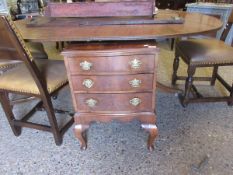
[62, 41, 159, 150]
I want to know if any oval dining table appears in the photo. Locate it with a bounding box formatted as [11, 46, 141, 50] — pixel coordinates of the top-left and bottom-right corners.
[15, 10, 222, 93]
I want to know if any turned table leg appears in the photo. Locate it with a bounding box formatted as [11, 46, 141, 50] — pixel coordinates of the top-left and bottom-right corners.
[74, 124, 89, 150]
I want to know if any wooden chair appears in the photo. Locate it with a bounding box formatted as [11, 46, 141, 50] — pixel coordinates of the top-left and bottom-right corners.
[0, 15, 74, 145]
[172, 25, 233, 107]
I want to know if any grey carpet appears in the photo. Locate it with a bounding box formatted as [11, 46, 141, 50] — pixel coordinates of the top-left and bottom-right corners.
[0, 87, 233, 175]
[0, 41, 233, 175]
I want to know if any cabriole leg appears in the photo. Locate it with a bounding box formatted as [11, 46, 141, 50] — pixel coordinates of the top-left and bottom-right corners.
[74, 124, 89, 150]
[141, 124, 158, 151]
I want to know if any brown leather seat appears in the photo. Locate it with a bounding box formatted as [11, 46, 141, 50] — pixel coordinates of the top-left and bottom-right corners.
[0, 59, 21, 74]
[172, 37, 233, 106]
[176, 39, 233, 66]
[0, 42, 48, 107]
[0, 59, 67, 95]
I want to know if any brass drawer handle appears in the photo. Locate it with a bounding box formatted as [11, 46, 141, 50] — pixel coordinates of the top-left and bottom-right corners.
[83, 79, 94, 89]
[85, 98, 97, 108]
[80, 61, 93, 71]
[129, 97, 141, 106]
[129, 78, 141, 88]
[129, 58, 142, 69]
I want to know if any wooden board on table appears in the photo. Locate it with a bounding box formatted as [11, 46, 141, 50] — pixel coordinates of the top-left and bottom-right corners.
[45, 1, 155, 18]
[27, 15, 184, 27]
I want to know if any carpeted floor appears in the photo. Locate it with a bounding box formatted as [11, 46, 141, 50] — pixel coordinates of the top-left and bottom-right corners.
[0, 41, 233, 175]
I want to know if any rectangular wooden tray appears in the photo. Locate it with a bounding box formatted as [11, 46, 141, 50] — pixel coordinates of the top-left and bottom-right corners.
[45, 1, 155, 18]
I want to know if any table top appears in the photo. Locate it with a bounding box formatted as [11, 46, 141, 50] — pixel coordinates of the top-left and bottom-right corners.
[15, 10, 222, 42]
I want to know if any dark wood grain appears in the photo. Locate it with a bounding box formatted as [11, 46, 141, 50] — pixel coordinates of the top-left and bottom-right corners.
[63, 41, 158, 150]
[15, 10, 222, 42]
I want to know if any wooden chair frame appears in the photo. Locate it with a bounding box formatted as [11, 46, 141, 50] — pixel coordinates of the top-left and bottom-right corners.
[0, 16, 73, 145]
[172, 48, 233, 107]
[171, 25, 233, 107]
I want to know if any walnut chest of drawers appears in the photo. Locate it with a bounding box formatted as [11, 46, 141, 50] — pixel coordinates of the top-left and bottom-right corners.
[62, 41, 159, 150]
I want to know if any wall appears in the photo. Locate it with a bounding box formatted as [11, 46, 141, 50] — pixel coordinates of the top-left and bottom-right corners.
[7, 0, 17, 11]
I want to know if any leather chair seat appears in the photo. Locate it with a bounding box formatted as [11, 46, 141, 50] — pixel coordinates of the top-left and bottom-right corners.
[176, 39, 233, 66]
[0, 59, 67, 95]
[0, 59, 21, 70]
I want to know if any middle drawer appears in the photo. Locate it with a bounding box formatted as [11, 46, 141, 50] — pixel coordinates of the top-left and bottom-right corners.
[70, 74, 154, 92]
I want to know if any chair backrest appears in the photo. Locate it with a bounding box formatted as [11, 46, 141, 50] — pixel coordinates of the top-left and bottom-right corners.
[0, 15, 49, 95]
[0, 16, 34, 61]
[225, 24, 233, 45]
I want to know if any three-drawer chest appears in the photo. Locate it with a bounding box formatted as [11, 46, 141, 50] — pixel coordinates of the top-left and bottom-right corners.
[62, 41, 159, 151]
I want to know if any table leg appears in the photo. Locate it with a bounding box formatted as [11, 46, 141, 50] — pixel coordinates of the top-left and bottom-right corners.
[156, 81, 183, 94]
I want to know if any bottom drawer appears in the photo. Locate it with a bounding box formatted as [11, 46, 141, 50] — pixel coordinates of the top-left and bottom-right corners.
[75, 93, 153, 112]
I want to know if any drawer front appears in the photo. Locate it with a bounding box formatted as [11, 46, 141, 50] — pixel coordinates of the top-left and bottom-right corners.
[75, 93, 153, 112]
[67, 54, 155, 74]
[71, 74, 154, 92]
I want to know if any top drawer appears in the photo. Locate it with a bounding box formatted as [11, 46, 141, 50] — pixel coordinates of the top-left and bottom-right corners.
[65, 54, 156, 75]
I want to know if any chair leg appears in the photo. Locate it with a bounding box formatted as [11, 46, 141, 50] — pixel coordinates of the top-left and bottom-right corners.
[0, 92, 21, 136]
[211, 66, 218, 86]
[180, 66, 196, 107]
[56, 41, 65, 52]
[228, 83, 233, 106]
[170, 38, 175, 50]
[42, 97, 63, 145]
[172, 51, 180, 85]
